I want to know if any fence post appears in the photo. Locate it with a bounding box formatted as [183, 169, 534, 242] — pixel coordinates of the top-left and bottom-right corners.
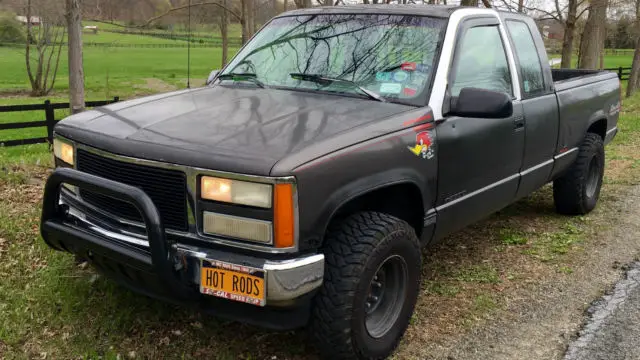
[619, 67, 623, 80]
[113, 96, 119, 103]
[44, 100, 55, 146]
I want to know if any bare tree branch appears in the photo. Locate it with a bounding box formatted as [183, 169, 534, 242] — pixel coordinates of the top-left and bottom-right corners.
[90, 1, 242, 26]
[522, 4, 562, 21]
[576, 5, 590, 19]
[500, 0, 517, 11]
[554, 0, 564, 21]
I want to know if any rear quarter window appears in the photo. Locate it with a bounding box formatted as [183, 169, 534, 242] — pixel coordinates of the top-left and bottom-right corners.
[506, 20, 545, 96]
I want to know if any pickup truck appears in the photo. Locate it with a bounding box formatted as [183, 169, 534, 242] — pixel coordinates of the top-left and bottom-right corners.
[41, 5, 620, 360]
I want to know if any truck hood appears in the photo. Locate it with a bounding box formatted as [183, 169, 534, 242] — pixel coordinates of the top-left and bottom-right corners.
[55, 86, 414, 175]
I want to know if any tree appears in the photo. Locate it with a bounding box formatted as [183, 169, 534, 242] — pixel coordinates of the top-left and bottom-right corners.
[24, 0, 66, 96]
[578, 0, 608, 69]
[561, 0, 579, 68]
[0, 13, 26, 43]
[524, 0, 589, 69]
[66, 0, 85, 113]
[219, 0, 229, 67]
[627, 0, 640, 96]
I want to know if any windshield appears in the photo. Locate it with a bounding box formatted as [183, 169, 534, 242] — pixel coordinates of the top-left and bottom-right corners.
[221, 14, 446, 105]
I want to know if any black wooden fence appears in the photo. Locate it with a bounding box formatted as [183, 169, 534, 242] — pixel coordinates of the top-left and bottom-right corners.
[605, 66, 632, 81]
[0, 97, 119, 147]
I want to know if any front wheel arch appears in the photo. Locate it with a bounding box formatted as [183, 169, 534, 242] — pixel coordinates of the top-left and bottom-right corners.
[323, 181, 426, 242]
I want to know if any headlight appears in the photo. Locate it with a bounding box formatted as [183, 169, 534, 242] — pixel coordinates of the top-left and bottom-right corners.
[200, 176, 272, 208]
[53, 138, 74, 166]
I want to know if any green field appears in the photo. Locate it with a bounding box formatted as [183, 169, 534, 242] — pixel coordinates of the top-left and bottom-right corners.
[0, 25, 239, 165]
[548, 53, 634, 69]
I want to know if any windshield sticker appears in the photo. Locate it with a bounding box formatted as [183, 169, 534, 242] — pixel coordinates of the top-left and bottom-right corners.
[376, 72, 392, 82]
[401, 62, 417, 71]
[410, 72, 428, 86]
[408, 131, 435, 160]
[380, 83, 402, 94]
[403, 86, 418, 97]
[393, 71, 409, 82]
[416, 64, 430, 73]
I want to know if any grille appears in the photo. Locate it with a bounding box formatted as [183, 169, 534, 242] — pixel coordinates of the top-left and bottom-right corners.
[77, 149, 188, 231]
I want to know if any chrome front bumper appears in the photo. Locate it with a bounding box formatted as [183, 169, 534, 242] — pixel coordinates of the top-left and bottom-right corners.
[57, 183, 324, 304]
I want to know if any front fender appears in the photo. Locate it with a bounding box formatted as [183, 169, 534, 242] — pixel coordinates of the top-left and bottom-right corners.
[290, 126, 439, 252]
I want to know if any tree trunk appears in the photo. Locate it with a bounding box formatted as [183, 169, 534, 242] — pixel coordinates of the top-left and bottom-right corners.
[25, 0, 37, 93]
[251, 0, 257, 36]
[561, 0, 577, 68]
[284, 0, 288, 11]
[460, 0, 478, 6]
[241, 0, 250, 44]
[627, 42, 640, 97]
[626, 0, 640, 97]
[220, 0, 229, 67]
[578, 0, 608, 69]
[66, 0, 85, 113]
[518, 0, 523, 12]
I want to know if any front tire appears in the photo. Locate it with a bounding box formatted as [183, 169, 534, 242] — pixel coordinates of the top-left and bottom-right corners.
[553, 133, 605, 215]
[309, 212, 421, 360]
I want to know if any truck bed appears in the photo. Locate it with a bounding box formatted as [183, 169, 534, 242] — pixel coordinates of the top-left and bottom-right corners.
[551, 69, 618, 92]
[551, 68, 619, 160]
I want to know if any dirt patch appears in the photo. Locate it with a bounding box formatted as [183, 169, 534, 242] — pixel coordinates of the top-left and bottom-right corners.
[135, 78, 178, 93]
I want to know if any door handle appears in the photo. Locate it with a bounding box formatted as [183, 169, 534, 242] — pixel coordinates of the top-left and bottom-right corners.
[513, 116, 525, 132]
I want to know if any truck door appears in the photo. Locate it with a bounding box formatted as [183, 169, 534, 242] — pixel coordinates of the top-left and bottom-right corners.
[503, 18, 559, 198]
[433, 18, 525, 239]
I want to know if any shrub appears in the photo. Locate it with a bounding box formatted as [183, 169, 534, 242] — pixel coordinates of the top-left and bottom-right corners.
[0, 13, 26, 44]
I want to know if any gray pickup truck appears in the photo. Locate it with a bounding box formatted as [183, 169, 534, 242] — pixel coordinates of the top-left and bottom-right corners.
[41, 5, 620, 359]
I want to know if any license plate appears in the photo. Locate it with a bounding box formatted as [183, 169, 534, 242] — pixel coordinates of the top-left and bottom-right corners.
[200, 259, 266, 306]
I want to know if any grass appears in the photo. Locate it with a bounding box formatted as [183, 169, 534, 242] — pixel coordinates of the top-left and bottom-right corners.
[548, 53, 633, 69]
[1, 47, 640, 358]
[499, 228, 528, 245]
[454, 265, 501, 284]
[0, 39, 239, 165]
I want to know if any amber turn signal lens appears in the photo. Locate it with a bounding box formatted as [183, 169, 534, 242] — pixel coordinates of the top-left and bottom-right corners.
[274, 183, 295, 248]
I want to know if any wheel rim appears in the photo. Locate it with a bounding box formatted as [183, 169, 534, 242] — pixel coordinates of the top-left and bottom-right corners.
[585, 156, 600, 198]
[364, 255, 408, 339]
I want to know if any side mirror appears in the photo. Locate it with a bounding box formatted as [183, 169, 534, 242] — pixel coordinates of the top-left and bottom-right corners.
[206, 70, 220, 86]
[448, 87, 513, 118]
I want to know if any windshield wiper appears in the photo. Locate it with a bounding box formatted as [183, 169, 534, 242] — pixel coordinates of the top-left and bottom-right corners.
[290, 73, 386, 102]
[217, 73, 267, 88]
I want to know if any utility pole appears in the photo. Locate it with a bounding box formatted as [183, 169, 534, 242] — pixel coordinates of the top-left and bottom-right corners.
[66, 0, 85, 114]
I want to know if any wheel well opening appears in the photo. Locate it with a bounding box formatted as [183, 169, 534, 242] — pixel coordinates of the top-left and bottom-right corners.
[327, 183, 424, 239]
[587, 119, 607, 140]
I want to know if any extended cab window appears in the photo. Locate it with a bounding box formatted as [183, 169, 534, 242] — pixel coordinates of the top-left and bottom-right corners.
[450, 25, 512, 97]
[221, 15, 446, 105]
[506, 20, 544, 95]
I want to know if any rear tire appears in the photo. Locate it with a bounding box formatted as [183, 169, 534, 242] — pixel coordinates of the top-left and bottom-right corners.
[553, 133, 605, 215]
[309, 212, 421, 360]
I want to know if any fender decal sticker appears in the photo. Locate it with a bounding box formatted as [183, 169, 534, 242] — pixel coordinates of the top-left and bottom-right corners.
[408, 131, 435, 160]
